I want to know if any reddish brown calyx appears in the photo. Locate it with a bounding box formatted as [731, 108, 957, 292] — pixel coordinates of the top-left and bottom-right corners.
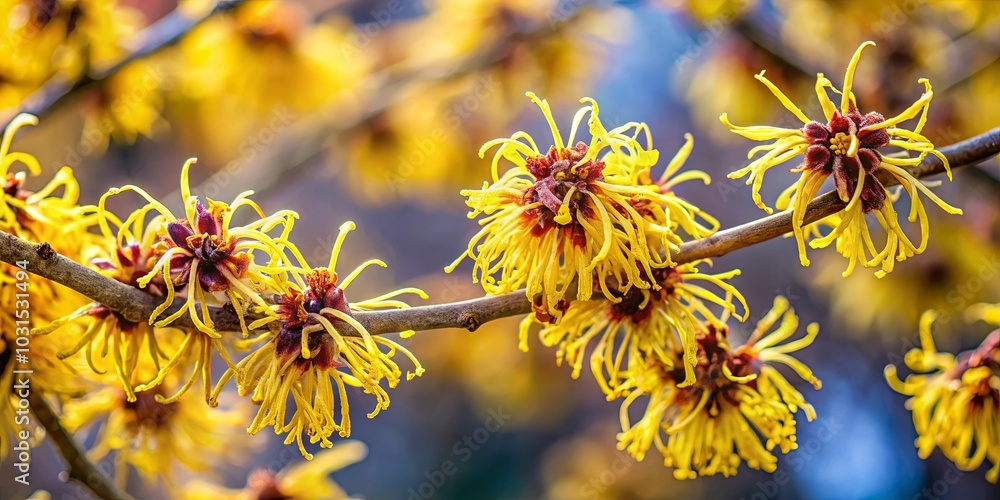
[3, 173, 35, 226]
[88, 303, 140, 333]
[274, 322, 342, 371]
[303, 269, 351, 317]
[122, 388, 176, 429]
[163, 202, 250, 293]
[956, 331, 1000, 407]
[671, 324, 758, 409]
[531, 295, 569, 324]
[522, 143, 602, 239]
[801, 105, 891, 213]
[607, 266, 684, 324]
[272, 269, 354, 370]
[245, 469, 291, 500]
[2, 173, 20, 197]
[91, 242, 168, 297]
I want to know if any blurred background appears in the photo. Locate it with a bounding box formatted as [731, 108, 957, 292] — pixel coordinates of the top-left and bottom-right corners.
[3, 0, 1000, 498]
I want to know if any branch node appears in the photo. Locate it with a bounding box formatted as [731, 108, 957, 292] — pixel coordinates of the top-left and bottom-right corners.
[36, 242, 55, 260]
[461, 312, 482, 332]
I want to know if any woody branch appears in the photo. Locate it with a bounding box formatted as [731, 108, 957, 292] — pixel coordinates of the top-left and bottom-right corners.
[2, 127, 998, 336]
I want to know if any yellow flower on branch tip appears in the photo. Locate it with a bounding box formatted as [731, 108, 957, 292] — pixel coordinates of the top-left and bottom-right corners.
[885, 310, 1000, 483]
[215, 222, 427, 459]
[448, 92, 706, 321]
[722, 41, 961, 277]
[183, 440, 367, 500]
[521, 260, 747, 391]
[617, 296, 820, 480]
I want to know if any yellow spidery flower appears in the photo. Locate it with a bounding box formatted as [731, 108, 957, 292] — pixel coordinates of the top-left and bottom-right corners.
[217, 222, 427, 459]
[722, 41, 961, 277]
[32, 205, 177, 401]
[601, 131, 720, 270]
[885, 309, 1000, 483]
[61, 364, 248, 488]
[98, 158, 295, 335]
[522, 260, 747, 390]
[617, 296, 821, 479]
[1, 114, 95, 243]
[183, 440, 367, 500]
[1, 113, 101, 407]
[602, 132, 719, 248]
[448, 92, 697, 321]
[89, 159, 298, 402]
[0, 113, 111, 458]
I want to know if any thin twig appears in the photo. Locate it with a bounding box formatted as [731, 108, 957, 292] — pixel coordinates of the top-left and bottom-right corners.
[2, 128, 998, 336]
[229, 9, 591, 200]
[28, 390, 137, 500]
[3, 0, 245, 127]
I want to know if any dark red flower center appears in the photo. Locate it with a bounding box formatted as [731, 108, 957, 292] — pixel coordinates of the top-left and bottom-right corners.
[88, 303, 139, 333]
[801, 107, 892, 213]
[123, 388, 176, 429]
[2, 174, 20, 197]
[607, 266, 683, 324]
[3, 174, 35, 226]
[521, 142, 602, 242]
[163, 202, 250, 293]
[273, 270, 352, 370]
[246, 469, 292, 500]
[670, 324, 758, 409]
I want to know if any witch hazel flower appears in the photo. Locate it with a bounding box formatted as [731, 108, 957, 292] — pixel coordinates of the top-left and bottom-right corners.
[722, 41, 961, 277]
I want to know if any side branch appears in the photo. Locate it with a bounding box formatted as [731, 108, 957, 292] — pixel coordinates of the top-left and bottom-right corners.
[1, 128, 998, 335]
[5, 1, 245, 126]
[28, 390, 137, 500]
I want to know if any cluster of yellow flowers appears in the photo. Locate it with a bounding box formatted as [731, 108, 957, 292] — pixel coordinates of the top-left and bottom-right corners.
[0, 112, 423, 491]
[446, 40, 988, 481]
[449, 92, 821, 478]
[1, 114, 98, 461]
[0, 0, 141, 109]
[4, 19, 997, 491]
[3, 0, 628, 209]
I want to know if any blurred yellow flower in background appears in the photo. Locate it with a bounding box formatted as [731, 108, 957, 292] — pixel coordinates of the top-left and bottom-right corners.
[0, 0, 142, 111]
[168, 1, 369, 159]
[811, 214, 1000, 337]
[885, 309, 1000, 483]
[62, 364, 249, 488]
[79, 60, 168, 156]
[183, 440, 367, 500]
[540, 421, 703, 500]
